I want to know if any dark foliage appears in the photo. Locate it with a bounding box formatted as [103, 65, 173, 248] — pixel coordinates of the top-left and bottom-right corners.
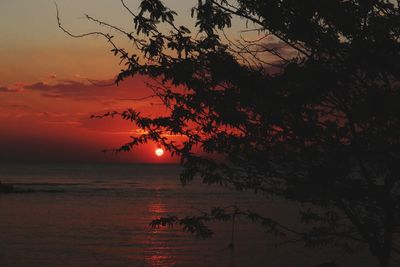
[58, 1, 400, 266]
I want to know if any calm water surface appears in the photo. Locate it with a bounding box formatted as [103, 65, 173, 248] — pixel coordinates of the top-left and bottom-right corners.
[0, 163, 375, 267]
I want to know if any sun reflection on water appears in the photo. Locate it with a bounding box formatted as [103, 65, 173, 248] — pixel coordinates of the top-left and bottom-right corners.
[145, 197, 178, 267]
[146, 253, 176, 267]
[148, 202, 167, 215]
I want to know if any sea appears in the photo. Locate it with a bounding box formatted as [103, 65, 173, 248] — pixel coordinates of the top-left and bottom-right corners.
[0, 163, 376, 267]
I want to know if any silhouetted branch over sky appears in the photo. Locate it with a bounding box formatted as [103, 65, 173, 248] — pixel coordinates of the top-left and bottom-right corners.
[57, 1, 400, 266]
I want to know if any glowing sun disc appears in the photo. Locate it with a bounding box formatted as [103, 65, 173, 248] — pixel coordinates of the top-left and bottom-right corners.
[155, 148, 164, 157]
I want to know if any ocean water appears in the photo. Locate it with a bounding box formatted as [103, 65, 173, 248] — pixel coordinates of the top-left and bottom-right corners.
[0, 163, 375, 267]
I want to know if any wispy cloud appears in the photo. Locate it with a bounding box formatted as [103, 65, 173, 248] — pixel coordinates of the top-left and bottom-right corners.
[22, 76, 153, 101]
[0, 86, 17, 93]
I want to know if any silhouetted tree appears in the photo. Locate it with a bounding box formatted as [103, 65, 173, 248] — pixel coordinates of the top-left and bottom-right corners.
[58, 1, 400, 266]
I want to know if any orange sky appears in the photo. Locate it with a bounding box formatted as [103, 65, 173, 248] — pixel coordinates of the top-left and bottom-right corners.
[0, 0, 201, 163]
[0, 0, 263, 163]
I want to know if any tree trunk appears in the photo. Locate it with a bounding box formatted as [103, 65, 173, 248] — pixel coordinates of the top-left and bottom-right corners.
[377, 249, 391, 267]
[378, 256, 389, 267]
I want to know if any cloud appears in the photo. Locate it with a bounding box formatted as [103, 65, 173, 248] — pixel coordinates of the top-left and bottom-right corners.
[23, 76, 153, 101]
[2, 75, 169, 113]
[0, 102, 32, 110]
[25, 80, 110, 99]
[0, 86, 16, 93]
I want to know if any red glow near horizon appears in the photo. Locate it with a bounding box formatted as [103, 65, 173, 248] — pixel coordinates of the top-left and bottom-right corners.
[0, 75, 183, 163]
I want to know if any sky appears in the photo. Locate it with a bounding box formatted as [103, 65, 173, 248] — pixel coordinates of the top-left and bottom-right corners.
[0, 0, 198, 163]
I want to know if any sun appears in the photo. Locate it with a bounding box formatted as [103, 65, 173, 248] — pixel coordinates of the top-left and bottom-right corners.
[155, 148, 164, 157]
